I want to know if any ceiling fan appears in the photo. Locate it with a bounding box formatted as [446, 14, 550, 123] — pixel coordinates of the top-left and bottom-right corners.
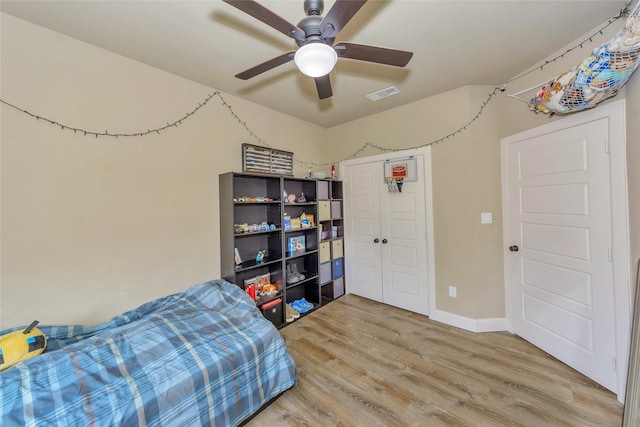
[223, 0, 413, 99]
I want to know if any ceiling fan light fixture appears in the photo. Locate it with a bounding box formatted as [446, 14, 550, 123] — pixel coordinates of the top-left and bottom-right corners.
[294, 43, 337, 78]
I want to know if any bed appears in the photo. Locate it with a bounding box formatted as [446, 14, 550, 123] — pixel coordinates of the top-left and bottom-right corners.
[0, 279, 297, 426]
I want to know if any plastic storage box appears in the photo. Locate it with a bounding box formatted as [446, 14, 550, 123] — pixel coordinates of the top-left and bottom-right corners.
[261, 298, 283, 328]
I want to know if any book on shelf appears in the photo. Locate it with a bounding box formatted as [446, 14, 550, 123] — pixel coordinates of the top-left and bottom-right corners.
[287, 235, 305, 255]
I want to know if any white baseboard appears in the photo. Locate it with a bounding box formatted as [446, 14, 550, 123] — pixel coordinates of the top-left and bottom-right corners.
[429, 309, 508, 333]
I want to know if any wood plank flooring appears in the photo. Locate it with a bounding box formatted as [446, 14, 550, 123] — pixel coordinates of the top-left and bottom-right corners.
[248, 294, 623, 426]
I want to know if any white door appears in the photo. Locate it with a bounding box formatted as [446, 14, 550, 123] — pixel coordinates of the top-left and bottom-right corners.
[380, 155, 429, 315]
[505, 117, 617, 392]
[343, 162, 383, 302]
[343, 151, 431, 315]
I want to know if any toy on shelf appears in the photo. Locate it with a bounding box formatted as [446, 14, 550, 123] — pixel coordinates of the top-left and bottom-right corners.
[234, 196, 274, 202]
[300, 213, 314, 228]
[262, 284, 277, 296]
[244, 273, 272, 299]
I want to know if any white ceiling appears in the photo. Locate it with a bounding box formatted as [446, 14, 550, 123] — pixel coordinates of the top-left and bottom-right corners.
[0, 0, 629, 128]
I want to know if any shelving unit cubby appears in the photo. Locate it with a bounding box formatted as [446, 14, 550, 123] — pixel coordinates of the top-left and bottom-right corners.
[219, 172, 344, 327]
[283, 177, 320, 313]
[318, 180, 345, 305]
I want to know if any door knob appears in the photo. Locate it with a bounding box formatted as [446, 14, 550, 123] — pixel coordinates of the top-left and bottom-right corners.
[382, 239, 388, 244]
[374, 238, 379, 243]
[509, 245, 519, 252]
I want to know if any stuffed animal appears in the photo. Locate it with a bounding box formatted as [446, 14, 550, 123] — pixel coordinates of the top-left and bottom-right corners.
[623, 14, 640, 47]
[546, 70, 577, 113]
[589, 51, 639, 90]
[608, 13, 640, 51]
[0, 321, 47, 371]
[575, 48, 612, 90]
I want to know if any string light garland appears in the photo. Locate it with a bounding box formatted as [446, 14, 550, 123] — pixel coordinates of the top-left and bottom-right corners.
[0, 93, 219, 138]
[502, 1, 634, 86]
[0, 0, 633, 168]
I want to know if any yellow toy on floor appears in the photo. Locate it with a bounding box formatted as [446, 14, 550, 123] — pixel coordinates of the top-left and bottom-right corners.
[0, 320, 47, 371]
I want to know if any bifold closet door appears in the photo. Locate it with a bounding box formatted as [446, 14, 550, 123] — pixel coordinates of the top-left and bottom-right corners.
[344, 156, 429, 315]
[343, 162, 383, 302]
[378, 155, 428, 315]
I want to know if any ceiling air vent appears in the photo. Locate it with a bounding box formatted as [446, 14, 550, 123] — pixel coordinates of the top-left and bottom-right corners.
[366, 86, 400, 102]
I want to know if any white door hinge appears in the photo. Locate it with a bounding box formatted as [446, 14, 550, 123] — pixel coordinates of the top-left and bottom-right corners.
[612, 357, 617, 372]
[605, 139, 610, 153]
[608, 248, 613, 262]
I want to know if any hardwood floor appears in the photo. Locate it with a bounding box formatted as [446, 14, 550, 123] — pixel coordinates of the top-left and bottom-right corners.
[248, 294, 624, 426]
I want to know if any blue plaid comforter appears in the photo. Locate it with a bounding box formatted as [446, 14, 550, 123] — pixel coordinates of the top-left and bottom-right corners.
[0, 280, 297, 426]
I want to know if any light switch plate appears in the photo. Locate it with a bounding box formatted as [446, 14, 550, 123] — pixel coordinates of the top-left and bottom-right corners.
[449, 286, 457, 298]
[481, 212, 492, 224]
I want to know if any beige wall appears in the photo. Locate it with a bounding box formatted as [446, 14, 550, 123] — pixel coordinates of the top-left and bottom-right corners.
[327, 16, 636, 321]
[327, 86, 505, 319]
[0, 14, 328, 329]
[2, 12, 636, 330]
[319, 87, 506, 321]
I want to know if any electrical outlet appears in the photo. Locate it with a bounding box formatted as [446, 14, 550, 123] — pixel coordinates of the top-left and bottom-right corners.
[449, 286, 457, 298]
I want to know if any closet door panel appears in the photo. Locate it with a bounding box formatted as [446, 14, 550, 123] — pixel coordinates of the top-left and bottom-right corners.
[390, 271, 419, 295]
[390, 245, 417, 268]
[344, 152, 431, 315]
[344, 163, 383, 302]
[380, 157, 429, 315]
[389, 218, 417, 240]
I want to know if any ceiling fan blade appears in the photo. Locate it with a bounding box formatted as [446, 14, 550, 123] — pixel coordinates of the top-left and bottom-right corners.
[334, 42, 413, 67]
[235, 51, 296, 80]
[223, 0, 304, 42]
[315, 75, 333, 99]
[320, 0, 367, 39]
